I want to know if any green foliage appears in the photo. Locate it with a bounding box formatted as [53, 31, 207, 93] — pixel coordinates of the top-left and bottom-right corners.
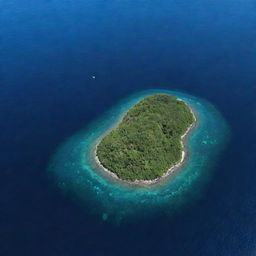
[97, 94, 195, 181]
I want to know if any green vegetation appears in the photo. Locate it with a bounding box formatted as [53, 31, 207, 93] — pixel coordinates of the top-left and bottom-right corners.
[97, 94, 195, 181]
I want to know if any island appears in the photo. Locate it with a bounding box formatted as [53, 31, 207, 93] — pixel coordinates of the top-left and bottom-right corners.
[95, 94, 196, 183]
[50, 89, 230, 219]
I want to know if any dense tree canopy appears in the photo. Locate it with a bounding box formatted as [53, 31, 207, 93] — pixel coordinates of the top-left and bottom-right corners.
[97, 94, 195, 181]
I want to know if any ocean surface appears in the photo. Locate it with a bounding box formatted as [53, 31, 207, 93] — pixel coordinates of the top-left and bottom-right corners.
[1, 0, 256, 255]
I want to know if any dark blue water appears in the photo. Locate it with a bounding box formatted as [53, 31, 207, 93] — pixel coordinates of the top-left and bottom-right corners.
[1, 0, 256, 255]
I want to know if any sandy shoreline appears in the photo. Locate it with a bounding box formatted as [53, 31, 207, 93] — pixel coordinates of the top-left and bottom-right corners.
[93, 99, 197, 185]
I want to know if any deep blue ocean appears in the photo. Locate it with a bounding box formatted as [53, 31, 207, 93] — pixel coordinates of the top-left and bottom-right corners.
[1, 0, 256, 255]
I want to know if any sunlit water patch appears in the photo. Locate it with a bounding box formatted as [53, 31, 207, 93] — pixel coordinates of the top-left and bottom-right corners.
[48, 90, 230, 223]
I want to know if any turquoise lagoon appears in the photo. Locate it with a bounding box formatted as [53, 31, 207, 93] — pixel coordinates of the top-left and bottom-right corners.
[48, 90, 230, 222]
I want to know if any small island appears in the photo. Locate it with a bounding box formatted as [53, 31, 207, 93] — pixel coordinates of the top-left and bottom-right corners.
[96, 94, 196, 183]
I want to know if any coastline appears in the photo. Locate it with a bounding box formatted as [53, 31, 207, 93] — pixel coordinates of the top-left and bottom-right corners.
[93, 98, 197, 186]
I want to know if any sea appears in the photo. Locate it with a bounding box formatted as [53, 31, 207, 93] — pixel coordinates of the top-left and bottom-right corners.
[1, 0, 256, 255]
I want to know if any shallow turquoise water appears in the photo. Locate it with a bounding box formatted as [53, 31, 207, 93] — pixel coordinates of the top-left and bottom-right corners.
[48, 90, 230, 223]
